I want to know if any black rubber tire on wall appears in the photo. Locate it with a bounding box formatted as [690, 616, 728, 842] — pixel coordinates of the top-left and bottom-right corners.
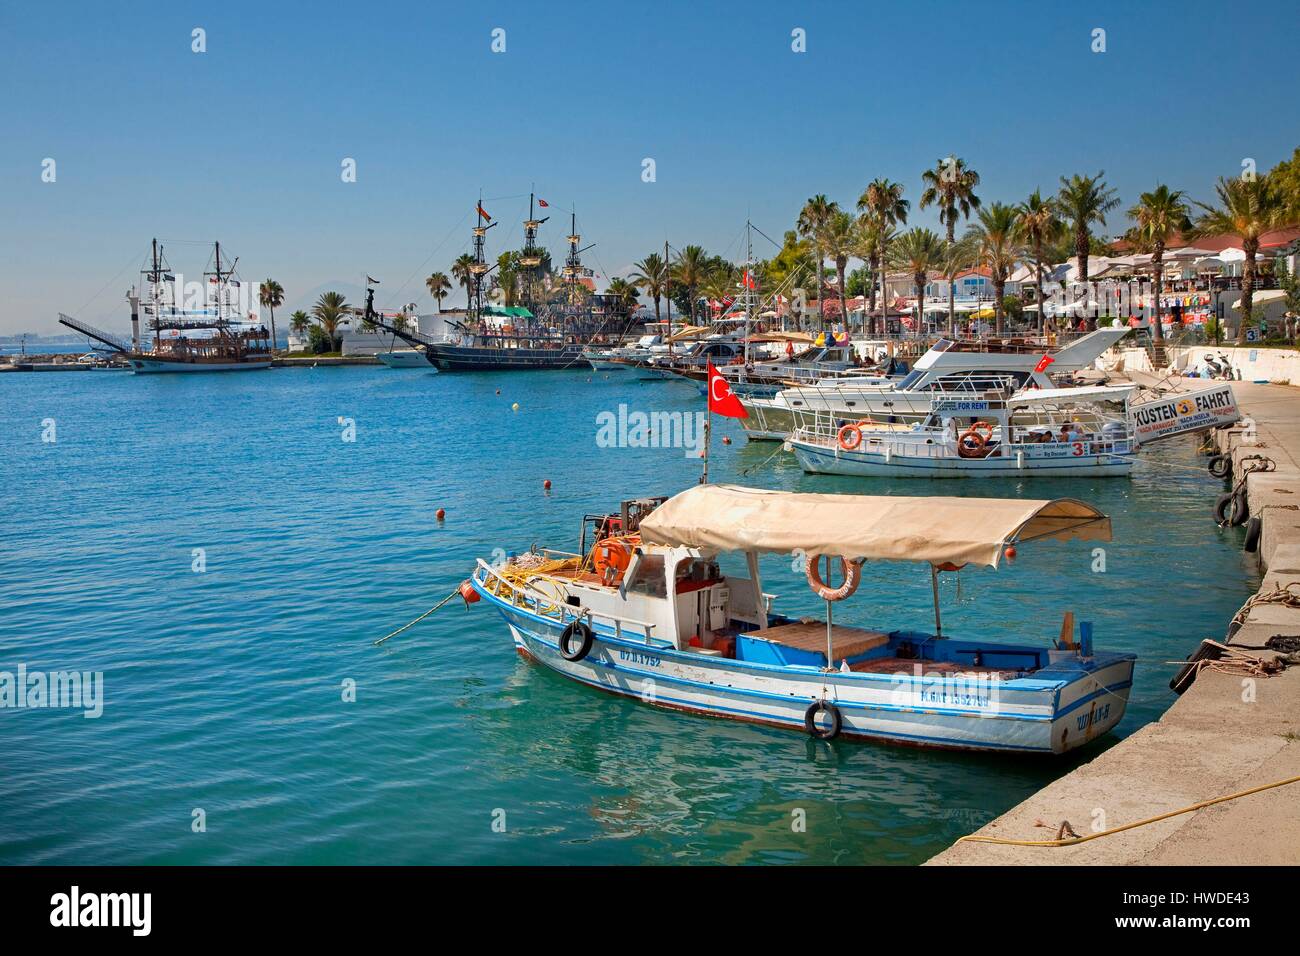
[804, 700, 842, 740]
[1243, 516, 1262, 553]
[1207, 454, 1233, 479]
[1214, 493, 1234, 525]
[558, 621, 594, 662]
[1229, 493, 1249, 527]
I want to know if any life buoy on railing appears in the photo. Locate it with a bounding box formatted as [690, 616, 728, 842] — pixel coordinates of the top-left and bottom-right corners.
[958, 421, 994, 458]
[837, 424, 864, 451]
[806, 555, 863, 601]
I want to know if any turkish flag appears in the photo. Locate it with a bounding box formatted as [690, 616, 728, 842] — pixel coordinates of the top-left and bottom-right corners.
[537, 198, 549, 208]
[1034, 354, 1055, 374]
[707, 361, 748, 418]
[477, 204, 492, 221]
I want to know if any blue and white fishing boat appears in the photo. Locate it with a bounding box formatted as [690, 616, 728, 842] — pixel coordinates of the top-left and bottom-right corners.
[465, 485, 1133, 754]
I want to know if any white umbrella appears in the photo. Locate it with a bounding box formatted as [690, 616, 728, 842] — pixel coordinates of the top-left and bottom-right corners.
[1231, 289, 1287, 310]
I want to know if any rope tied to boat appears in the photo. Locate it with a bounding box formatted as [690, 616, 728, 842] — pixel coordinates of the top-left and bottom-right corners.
[1231, 580, 1300, 628]
[373, 586, 461, 646]
[956, 773, 1300, 848]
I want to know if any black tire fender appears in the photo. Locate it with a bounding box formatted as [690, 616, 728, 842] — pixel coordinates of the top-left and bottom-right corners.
[1243, 516, 1262, 553]
[1207, 454, 1233, 479]
[1214, 493, 1234, 526]
[558, 621, 594, 662]
[1229, 492, 1249, 527]
[804, 700, 842, 740]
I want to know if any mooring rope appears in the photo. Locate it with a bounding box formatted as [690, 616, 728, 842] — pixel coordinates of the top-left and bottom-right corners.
[373, 587, 461, 646]
[957, 773, 1300, 848]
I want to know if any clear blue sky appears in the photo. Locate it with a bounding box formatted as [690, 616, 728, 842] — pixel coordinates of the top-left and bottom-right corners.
[2, 0, 1297, 333]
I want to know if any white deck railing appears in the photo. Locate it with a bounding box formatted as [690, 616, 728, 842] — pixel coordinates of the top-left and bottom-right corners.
[475, 558, 661, 645]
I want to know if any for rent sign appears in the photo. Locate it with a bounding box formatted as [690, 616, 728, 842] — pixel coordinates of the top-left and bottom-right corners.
[1131, 384, 1240, 445]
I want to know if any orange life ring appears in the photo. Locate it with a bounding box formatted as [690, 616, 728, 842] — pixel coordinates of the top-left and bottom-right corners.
[806, 555, 863, 602]
[593, 534, 639, 585]
[958, 421, 994, 459]
[837, 424, 863, 451]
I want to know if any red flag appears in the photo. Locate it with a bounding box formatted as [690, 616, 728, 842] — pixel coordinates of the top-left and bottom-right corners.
[707, 361, 748, 418]
[741, 270, 757, 290]
[477, 204, 492, 221]
[1034, 354, 1055, 374]
[537, 198, 549, 208]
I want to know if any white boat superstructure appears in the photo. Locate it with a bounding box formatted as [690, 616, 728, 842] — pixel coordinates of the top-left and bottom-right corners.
[740, 327, 1132, 440]
[583, 334, 672, 370]
[787, 385, 1139, 478]
[466, 486, 1133, 754]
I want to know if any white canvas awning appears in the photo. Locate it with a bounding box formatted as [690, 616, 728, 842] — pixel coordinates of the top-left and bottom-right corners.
[1231, 289, 1287, 310]
[1006, 384, 1137, 407]
[638, 484, 1111, 568]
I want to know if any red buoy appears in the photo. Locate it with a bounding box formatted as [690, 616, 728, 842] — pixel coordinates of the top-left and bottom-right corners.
[543, 479, 552, 490]
[436, 508, 446, 521]
[459, 580, 480, 606]
[722, 436, 732, 445]
[1004, 545, 1017, 561]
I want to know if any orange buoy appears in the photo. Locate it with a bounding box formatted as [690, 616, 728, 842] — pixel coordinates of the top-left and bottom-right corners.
[435, 508, 446, 521]
[1004, 545, 1017, 561]
[543, 479, 552, 490]
[722, 436, 732, 445]
[459, 580, 480, 606]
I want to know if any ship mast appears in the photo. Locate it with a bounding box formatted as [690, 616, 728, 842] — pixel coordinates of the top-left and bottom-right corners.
[518, 190, 548, 315]
[469, 194, 495, 320]
[146, 238, 164, 349]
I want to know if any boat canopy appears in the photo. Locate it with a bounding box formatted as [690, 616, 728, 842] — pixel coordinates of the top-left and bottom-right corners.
[638, 484, 1111, 568]
[1004, 384, 1136, 407]
[666, 325, 712, 342]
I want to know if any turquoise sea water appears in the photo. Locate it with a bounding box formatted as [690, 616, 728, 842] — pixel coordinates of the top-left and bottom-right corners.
[0, 366, 1259, 865]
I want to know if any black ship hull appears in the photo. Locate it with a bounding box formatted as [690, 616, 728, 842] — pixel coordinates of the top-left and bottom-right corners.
[424, 342, 589, 371]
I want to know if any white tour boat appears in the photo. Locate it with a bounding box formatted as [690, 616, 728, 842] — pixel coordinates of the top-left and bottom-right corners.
[787, 385, 1139, 479]
[376, 349, 435, 369]
[464, 485, 1133, 754]
[739, 327, 1131, 440]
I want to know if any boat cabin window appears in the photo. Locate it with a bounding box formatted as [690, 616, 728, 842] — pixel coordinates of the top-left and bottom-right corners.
[624, 553, 667, 598]
[894, 369, 925, 390]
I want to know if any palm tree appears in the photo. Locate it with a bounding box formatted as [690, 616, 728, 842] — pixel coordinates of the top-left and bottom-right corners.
[493, 252, 521, 307]
[604, 277, 640, 315]
[310, 292, 349, 351]
[258, 279, 284, 352]
[888, 228, 944, 335]
[672, 245, 711, 321]
[920, 157, 981, 334]
[288, 309, 309, 346]
[1057, 172, 1120, 329]
[1013, 190, 1063, 333]
[970, 203, 1021, 335]
[797, 195, 839, 323]
[938, 234, 980, 335]
[451, 253, 476, 308]
[631, 253, 668, 321]
[425, 271, 451, 311]
[856, 179, 909, 330]
[823, 211, 857, 330]
[1192, 176, 1293, 344]
[1127, 185, 1191, 347]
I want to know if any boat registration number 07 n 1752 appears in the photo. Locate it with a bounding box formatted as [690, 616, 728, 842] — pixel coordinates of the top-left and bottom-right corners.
[1077, 702, 1111, 730]
[618, 649, 661, 668]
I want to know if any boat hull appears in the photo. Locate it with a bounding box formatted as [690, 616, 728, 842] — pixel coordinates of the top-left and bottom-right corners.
[789, 439, 1134, 478]
[425, 342, 588, 371]
[376, 350, 435, 369]
[128, 357, 271, 373]
[478, 579, 1133, 754]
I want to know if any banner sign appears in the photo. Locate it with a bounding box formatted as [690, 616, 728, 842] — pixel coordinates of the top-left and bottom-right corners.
[1130, 384, 1240, 445]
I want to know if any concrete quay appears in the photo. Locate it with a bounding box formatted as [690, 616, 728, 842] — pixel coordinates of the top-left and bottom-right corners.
[930, 380, 1300, 865]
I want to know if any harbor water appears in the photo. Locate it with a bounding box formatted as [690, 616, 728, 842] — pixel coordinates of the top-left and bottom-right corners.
[0, 367, 1260, 864]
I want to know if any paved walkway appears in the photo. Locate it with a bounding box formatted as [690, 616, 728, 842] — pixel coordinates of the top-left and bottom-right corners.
[930, 382, 1300, 866]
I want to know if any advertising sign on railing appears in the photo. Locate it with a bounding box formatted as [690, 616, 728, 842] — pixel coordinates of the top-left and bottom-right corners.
[1130, 384, 1240, 445]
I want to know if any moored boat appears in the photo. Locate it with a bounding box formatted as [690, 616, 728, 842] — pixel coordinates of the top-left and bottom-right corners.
[464, 485, 1133, 754]
[787, 385, 1139, 479]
